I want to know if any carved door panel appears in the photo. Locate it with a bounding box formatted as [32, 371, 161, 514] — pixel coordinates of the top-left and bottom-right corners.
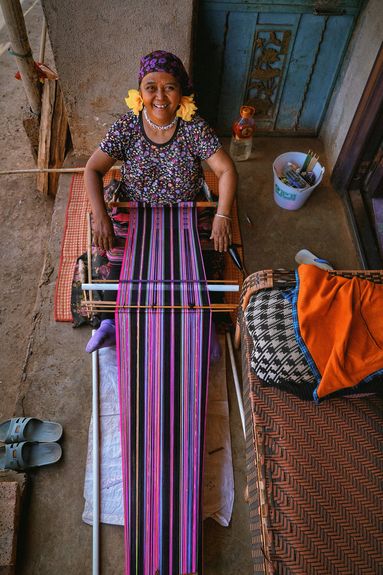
[194, 1, 363, 135]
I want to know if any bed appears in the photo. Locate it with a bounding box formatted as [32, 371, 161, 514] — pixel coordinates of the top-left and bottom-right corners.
[237, 269, 383, 575]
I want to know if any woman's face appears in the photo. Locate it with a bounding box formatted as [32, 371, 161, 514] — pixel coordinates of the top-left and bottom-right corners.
[140, 72, 182, 125]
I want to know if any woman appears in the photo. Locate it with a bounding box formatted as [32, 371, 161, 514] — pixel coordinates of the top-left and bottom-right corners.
[85, 50, 237, 353]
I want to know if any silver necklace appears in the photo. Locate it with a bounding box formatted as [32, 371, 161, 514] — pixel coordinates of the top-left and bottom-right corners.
[143, 107, 178, 131]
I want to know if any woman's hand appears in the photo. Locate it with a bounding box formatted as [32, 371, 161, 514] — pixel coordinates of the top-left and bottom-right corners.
[205, 148, 237, 252]
[210, 214, 232, 252]
[84, 148, 118, 252]
[92, 213, 116, 251]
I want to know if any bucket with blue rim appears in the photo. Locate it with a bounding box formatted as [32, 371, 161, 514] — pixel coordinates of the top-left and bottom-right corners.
[273, 152, 325, 210]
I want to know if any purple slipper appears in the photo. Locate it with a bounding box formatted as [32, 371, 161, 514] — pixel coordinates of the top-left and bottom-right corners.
[86, 319, 116, 353]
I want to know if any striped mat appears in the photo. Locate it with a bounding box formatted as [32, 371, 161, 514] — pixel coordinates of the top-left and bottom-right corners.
[54, 171, 117, 321]
[116, 204, 211, 575]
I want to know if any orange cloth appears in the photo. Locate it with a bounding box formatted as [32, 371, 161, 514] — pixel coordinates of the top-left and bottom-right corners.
[297, 265, 383, 400]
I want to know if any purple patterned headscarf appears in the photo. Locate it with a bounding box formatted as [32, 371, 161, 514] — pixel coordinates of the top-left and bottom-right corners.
[138, 50, 193, 95]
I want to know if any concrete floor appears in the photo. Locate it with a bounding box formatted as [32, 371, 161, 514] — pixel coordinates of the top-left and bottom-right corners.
[13, 137, 359, 574]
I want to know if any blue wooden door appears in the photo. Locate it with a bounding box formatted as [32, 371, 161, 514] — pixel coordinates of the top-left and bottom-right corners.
[194, 0, 363, 135]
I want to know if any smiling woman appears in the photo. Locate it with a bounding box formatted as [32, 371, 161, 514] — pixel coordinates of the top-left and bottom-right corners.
[84, 50, 237, 353]
[141, 72, 182, 129]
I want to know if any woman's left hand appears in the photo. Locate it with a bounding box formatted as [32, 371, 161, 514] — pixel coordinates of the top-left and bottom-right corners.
[210, 214, 232, 252]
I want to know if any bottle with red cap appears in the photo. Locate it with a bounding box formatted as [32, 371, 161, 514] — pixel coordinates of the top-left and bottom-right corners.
[229, 105, 256, 161]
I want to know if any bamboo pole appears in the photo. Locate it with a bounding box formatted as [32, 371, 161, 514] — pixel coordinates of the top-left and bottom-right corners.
[36, 79, 55, 194]
[91, 340, 100, 575]
[226, 331, 246, 439]
[38, 17, 47, 63]
[0, 166, 122, 175]
[90, 279, 238, 284]
[82, 282, 239, 292]
[87, 212, 93, 308]
[0, 0, 42, 115]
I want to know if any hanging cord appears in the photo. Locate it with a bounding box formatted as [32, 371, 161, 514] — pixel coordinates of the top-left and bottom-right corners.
[7, 47, 32, 59]
[8, 46, 40, 117]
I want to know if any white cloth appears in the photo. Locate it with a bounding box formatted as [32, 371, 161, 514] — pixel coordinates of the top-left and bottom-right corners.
[83, 337, 234, 527]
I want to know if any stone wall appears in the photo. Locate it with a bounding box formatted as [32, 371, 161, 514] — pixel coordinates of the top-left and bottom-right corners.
[41, 0, 194, 155]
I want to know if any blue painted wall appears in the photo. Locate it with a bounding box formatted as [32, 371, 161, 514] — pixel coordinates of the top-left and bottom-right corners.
[194, 0, 363, 135]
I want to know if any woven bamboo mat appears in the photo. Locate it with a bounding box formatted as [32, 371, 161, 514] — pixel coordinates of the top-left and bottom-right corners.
[54, 170, 243, 322]
[240, 270, 383, 574]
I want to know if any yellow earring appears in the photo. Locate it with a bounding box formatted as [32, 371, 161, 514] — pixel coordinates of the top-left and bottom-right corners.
[176, 94, 197, 121]
[125, 89, 143, 115]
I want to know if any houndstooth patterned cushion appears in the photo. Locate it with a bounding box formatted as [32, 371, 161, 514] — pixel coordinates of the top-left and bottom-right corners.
[244, 289, 315, 385]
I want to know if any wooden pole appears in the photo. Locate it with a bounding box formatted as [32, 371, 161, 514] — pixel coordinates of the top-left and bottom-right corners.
[82, 283, 240, 292]
[87, 212, 93, 307]
[91, 341, 100, 575]
[0, 0, 42, 115]
[0, 167, 122, 175]
[226, 331, 246, 439]
[39, 17, 47, 63]
[36, 79, 56, 194]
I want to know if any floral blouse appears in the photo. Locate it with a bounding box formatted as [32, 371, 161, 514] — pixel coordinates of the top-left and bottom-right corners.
[99, 110, 222, 205]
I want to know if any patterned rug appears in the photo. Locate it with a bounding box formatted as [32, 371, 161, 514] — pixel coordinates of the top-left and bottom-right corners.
[54, 170, 243, 322]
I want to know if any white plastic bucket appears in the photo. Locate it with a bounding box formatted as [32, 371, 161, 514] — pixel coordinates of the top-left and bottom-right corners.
[273, 151, 325, 210]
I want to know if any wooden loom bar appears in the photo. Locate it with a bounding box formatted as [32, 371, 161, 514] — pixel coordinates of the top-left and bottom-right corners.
[84, 203, 237, 315]
[82, 283, 239, 292]
[90, 279, 239, 284]
[108, 200, 217, 208]
[82, 302, 237, 311]
[86, 212, 93, 314]
[0, 166, 122, 175]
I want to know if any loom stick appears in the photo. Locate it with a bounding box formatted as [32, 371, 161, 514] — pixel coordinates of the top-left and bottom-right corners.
[91, 336, 100, 575]
[226, 331, 246, 439]
[87, 212, 93, 307]
[91, 279, 237, 284]
[0, 166, 121, 175]
[228, 244, 248, 277]
[108, 200, 218, 208]
[82, 302, 237, 311]
[88, 212, 100, 573]
[81, 282, 239, 292]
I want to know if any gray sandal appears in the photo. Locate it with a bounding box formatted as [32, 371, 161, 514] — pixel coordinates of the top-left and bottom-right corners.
[0, 442, 62, 471]
[0, 417, 63, 444]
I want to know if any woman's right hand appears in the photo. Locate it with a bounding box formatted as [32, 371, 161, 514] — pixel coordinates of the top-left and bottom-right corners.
[92, 213, 116, 251]
[85, 148, 118, 252]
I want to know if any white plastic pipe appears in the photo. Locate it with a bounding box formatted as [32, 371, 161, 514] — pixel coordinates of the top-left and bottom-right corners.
[226, 331, 246, 439]
[82, 282, 239, 293]
[91, 335, 100, 575]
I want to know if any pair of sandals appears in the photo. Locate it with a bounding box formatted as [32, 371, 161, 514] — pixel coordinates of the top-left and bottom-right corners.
[0, 417, 63, 472]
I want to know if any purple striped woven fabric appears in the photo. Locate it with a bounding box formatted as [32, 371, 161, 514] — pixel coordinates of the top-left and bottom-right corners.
[116, 203, 211, 575]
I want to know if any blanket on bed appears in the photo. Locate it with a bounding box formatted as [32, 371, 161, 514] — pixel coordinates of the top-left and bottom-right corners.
[293, 264, 383, 400]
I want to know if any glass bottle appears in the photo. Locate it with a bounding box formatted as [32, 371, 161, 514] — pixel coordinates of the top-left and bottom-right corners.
[229, 105, 256, 161]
